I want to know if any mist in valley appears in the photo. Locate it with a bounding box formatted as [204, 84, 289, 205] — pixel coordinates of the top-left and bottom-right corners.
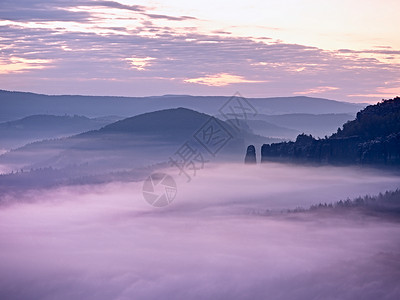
[0, 162, 399, 300]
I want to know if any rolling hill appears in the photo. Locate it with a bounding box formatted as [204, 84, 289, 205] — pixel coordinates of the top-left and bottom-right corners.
[0, 108, 277, 174]
[0, 115, 121, 149]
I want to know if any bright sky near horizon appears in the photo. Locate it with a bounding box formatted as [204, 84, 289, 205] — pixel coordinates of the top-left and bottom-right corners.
[0, 0, 399, 103]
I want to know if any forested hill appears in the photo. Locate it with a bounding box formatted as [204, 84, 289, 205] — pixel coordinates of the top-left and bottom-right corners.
[261, 97, 400, 165]
[332, 97, 400, 140]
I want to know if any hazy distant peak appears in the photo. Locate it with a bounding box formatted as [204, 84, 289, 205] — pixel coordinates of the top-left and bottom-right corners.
[160, 94, 193, 98]
[19, 114, 90, 121]
[0, 89, 367, 123]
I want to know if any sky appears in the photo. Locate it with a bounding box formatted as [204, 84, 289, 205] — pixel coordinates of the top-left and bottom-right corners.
[0, 0, 399, 103]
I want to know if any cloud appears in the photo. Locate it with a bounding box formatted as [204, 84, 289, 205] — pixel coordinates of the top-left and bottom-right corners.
[0, 1, 399, 101]
[144, 13, 197, 21]
[338, 48, 400, 55]
[126, 57, 156, 71]
[184, 73, 265, 86]
[294, 86, 339, 95]
[0, 21, 397, 101]
[0, 0, 194, 23]
[0, 0, 92, 22]
[78, 0, 145, 12]
[0, 57, 53, 74]
[348, 86, 400, 98]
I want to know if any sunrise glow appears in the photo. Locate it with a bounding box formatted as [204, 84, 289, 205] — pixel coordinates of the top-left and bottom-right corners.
[0, 0, 399, 102]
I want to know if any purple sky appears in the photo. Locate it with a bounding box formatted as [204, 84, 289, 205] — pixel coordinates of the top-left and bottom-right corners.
[0, 0, 399, 103]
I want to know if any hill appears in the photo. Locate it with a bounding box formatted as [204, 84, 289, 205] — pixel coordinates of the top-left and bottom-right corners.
[261, 97, 400, 165]
[332, 97, 400, 140]
[0, 108, 276, 175]
[98, 107, 211, 139]
[0, 115, 120, 149]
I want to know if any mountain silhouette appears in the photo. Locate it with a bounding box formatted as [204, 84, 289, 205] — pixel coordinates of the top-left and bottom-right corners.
[0, 90, 365, 122]
[0, 114, 119, 149]
[226, 118, 300, 139]
[0, 108, 277, 173]
[97, 107, 212, 139]
[261, 97, 400, 165]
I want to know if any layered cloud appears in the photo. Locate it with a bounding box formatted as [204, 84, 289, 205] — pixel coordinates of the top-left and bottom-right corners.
[295, 86, 339, 95]
[0, 57, 53, 74]
[126, 57, 156, 70]
[0, 0, 399, 102]
[184, 73, 265, 86]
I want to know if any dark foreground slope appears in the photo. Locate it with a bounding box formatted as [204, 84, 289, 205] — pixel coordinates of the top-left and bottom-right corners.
[261, 97, 400, 165]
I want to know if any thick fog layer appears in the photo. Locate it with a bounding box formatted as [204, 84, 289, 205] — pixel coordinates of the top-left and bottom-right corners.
[172, 163, 400, 212]
[0, 163, 399, 299]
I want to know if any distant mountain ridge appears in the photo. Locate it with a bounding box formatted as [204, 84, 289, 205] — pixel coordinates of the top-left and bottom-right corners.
[222, 112, 355, 138]
[0, 89, 365, 122]
[227, 119, 300, 139]
[0, 114, 120, 149]
[261, 97, 400, 165]
[254, 113, 355, 138]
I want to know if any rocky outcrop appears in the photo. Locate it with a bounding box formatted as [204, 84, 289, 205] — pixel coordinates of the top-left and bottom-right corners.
[260, 97, 400, 165]
[245, 145, 257, 164]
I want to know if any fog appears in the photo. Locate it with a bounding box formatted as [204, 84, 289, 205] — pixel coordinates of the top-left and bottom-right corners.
[0, 163, 399, 299]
